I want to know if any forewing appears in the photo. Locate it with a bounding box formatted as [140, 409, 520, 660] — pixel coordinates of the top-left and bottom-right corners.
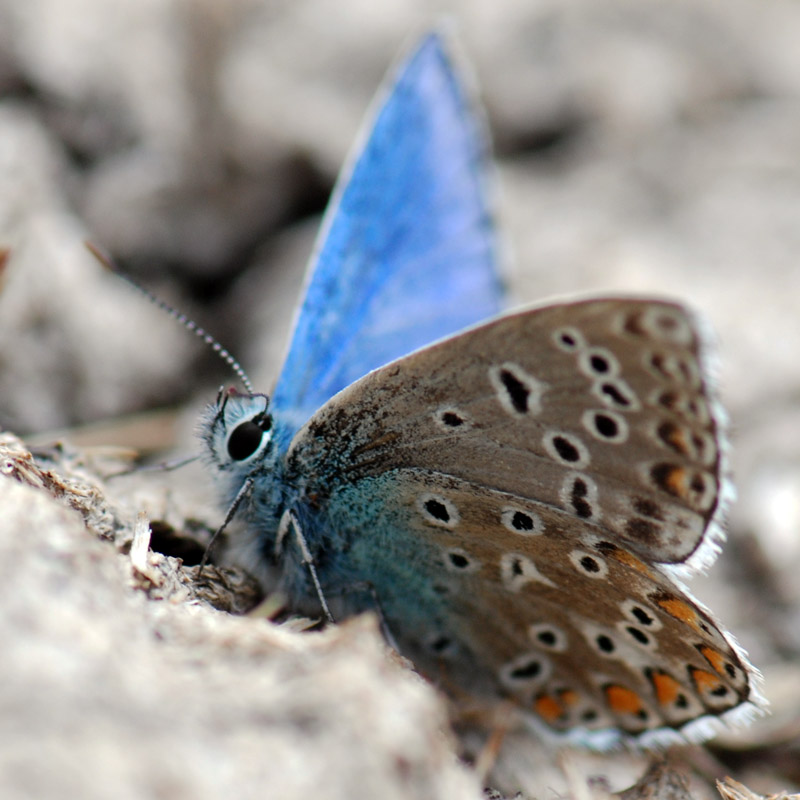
[271, 32, 503, 438]
[293, 298, 727, 567]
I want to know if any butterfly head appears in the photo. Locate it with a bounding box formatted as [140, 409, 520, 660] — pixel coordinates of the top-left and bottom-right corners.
[198, 387, 277, 479]
[198, 386, 292, 576]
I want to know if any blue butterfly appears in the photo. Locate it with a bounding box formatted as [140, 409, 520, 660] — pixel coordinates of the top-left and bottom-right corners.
[200, 32, 759, 746]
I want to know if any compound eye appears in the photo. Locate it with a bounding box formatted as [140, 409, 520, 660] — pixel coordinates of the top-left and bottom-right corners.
[227, 420, 266, 461]
[257, 414, 273, 433]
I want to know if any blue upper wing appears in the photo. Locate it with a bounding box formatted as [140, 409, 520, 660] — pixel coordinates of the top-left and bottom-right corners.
[271, 32, 504, 439]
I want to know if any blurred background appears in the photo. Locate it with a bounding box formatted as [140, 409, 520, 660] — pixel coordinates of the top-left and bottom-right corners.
[2, 0, 800, 789]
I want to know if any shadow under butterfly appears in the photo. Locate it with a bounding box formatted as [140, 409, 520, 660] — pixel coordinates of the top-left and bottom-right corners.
[199, 31, 765, 748]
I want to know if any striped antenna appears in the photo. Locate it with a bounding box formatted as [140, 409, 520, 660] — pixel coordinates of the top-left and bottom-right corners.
[0, 247, 10, 292]
[85, 242, 255, 395]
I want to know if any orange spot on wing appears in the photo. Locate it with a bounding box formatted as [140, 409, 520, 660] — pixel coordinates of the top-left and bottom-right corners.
[672, 430, 690, 454]
[534, 693, 565, 723]
[661, 422, 691, 456]
[656, 596, 701, 632]
[605, 685, 645, 715]
[699, 646, 728, 676]
[610, 549, 653, 576]
[691, 668, 724, 694]
[650, 671, 682, 706]
[559, 689, 579, 708]
[664, 466, 689, 498]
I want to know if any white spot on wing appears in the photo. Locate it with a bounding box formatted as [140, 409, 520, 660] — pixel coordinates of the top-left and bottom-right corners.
[578, 347, 620, 379]
[501, 507, 545, 536]
[416, 493, 460, 529]
[568, 549, 609, 579]
[581, 409, 629, 443]
[552, 326, 587, 353]
[488, 362, 547, 417]
[543, 430, 591, 468]
[528, 623, 568, 652]
[499, 652, 551, 689]
[500, 552, 557, 592]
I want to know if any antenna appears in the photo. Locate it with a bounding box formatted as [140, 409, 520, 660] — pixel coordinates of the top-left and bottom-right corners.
[85, 242, 256, 395]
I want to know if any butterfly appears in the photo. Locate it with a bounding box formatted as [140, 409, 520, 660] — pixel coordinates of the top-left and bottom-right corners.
[198, 31, 762, 747]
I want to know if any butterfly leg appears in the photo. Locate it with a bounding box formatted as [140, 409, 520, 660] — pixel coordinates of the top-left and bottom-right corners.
[328, 580, 401, 652]
[277, 509, 335, 624]
[104, 453, 200, 479]
[200, 475, 256, 572]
